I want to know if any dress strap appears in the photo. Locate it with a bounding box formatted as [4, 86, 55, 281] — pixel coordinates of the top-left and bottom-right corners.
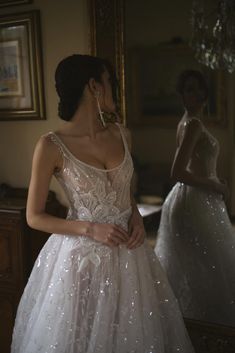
[46, 132, 67, 158]
[115, 123, 130, 153]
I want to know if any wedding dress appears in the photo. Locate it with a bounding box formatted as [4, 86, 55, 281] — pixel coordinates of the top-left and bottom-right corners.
[11, 124, 194, 353]
[155, 117, 235, 326]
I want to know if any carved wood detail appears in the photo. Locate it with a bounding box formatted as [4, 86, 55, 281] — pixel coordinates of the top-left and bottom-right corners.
[0, 233, 11, 277]
[89, 0, 126, 121]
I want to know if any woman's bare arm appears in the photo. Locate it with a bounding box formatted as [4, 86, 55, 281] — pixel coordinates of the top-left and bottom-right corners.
[26, 135, 90, 236]
[171, 119, 227, 196]
[171, 119, 203, 184]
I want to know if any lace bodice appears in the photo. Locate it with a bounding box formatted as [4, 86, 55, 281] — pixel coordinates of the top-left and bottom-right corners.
[179, 117, 219, 179]
[47, 123, 134, 231]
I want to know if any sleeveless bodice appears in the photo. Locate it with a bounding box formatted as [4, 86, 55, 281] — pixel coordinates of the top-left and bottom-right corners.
[47, 124, 134, 230]
[180, 118, 219, 179]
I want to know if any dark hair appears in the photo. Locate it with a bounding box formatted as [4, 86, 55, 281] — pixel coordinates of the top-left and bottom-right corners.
[55, 54, 117, 121]
[176, 69, 209, 102]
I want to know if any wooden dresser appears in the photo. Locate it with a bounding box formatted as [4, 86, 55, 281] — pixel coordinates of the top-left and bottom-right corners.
[0, 184, 66, 353]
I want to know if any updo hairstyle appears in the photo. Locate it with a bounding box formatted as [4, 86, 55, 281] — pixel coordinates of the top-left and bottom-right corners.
[55, 54, 117, 121]
[176, 69, 209, 103]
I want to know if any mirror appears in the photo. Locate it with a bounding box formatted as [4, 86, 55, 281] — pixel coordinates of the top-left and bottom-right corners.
[90, 0, 235, 347]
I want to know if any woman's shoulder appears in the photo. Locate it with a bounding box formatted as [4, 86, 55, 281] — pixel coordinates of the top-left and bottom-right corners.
[176, 117, 203, 147]
[34, 132, 61, 158]
[180, 116, 203, 133]
[38, 131, 56, 147]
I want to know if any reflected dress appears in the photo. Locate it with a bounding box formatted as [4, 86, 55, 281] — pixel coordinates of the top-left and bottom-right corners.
[11, 124, 194, 353]
[155, 117, 235, 326]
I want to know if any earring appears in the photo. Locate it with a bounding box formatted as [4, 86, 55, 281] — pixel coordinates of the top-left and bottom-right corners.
[95, 92, 106, 128]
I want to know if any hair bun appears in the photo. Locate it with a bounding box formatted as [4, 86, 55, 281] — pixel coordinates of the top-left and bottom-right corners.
[55, 54, 107, 121]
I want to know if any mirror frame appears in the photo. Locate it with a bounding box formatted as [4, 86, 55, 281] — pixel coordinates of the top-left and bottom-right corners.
[89, 0, 126, 124]
[89, 1, 235, 350]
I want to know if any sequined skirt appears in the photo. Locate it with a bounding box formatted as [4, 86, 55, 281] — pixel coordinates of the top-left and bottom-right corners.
[11, 231, 194, 353]
[155, 182, 235, 326]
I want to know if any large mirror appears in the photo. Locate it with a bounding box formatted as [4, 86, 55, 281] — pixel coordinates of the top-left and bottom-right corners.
[90, 0, 235, 349]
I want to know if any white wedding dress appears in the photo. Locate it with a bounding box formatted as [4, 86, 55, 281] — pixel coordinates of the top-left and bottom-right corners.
[11, 124, 194, 353]
[155, 117, 235, 326]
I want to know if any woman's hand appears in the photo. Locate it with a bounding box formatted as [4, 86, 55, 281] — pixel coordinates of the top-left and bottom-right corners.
[208, 178, 229, 201]
[216, 179, 229, 201]
[89, 223, 129, 247]
[127, 210, 146, 249]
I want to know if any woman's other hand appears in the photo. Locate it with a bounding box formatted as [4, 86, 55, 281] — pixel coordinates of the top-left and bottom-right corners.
[127, 211, 146, 249]
[89, 223, 129, 247]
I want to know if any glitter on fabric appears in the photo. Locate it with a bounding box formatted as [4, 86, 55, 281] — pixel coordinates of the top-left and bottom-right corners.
[155, 117, 235, 326]
[11, 124, 194, 353]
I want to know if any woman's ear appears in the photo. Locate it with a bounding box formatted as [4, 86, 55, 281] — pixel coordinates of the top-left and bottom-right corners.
[88, 78, 100, 97]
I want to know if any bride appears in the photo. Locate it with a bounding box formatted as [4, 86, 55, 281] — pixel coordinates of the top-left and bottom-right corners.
[155, 69, 235, 326]
[11, 54, 194, 353]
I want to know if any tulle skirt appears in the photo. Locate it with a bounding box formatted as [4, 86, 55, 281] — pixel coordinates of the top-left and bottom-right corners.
[11, 232, 194, 353]
[155, 182, 235, 326]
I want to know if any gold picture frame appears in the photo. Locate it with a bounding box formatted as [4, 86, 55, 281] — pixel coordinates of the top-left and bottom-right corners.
[0, 0, 32, 8]
[0, 10, 45, 120]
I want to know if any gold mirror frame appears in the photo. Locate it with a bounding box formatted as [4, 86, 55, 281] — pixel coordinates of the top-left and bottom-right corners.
[89, 2, 235, 350]
[89, 0, 126, 124]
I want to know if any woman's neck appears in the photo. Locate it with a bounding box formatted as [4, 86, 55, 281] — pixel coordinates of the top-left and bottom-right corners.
[184, 108, 204, 120]
[62, 100, 107, 140]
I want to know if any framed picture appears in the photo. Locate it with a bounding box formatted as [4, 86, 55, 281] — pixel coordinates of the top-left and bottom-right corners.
[0, 11, 45, 120]
[126, 43, 227, 128]
[0, 0, 32, 8]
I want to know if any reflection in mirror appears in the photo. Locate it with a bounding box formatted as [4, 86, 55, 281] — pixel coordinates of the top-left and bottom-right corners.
[124, 0, 235, 329]
[91, 0, 235, 347]
[155, 69, 235, 327]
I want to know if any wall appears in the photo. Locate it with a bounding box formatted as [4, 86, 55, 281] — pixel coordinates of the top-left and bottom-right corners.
[0, 0, 90, 204]
[125, 0, 235, 213]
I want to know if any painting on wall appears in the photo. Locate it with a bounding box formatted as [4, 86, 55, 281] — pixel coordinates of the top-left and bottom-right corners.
[127, 43, 226, 128]
[0, 40, 23, 97]
[0, 0, 32, 7]
[0, 11, 45, 120]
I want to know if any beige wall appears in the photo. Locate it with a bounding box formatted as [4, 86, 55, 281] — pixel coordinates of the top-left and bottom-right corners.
[0, 0, 90, 204]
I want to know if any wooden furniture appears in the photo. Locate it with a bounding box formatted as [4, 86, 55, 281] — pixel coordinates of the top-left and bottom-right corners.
[0, 184, 66, 353]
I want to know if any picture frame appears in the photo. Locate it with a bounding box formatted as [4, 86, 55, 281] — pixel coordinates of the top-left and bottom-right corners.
[0, 10, 46, 120]
[0, 0, 32, 8]
[126, 43, 227, 128]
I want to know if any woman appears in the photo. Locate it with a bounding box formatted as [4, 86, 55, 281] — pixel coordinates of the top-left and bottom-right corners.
[11, 55, 194, 353]
[155, 69, 235, 326]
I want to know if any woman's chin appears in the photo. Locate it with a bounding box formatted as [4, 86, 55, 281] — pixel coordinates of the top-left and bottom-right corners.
[185, 103, 203, 114]
[104, 105, 116, 114]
